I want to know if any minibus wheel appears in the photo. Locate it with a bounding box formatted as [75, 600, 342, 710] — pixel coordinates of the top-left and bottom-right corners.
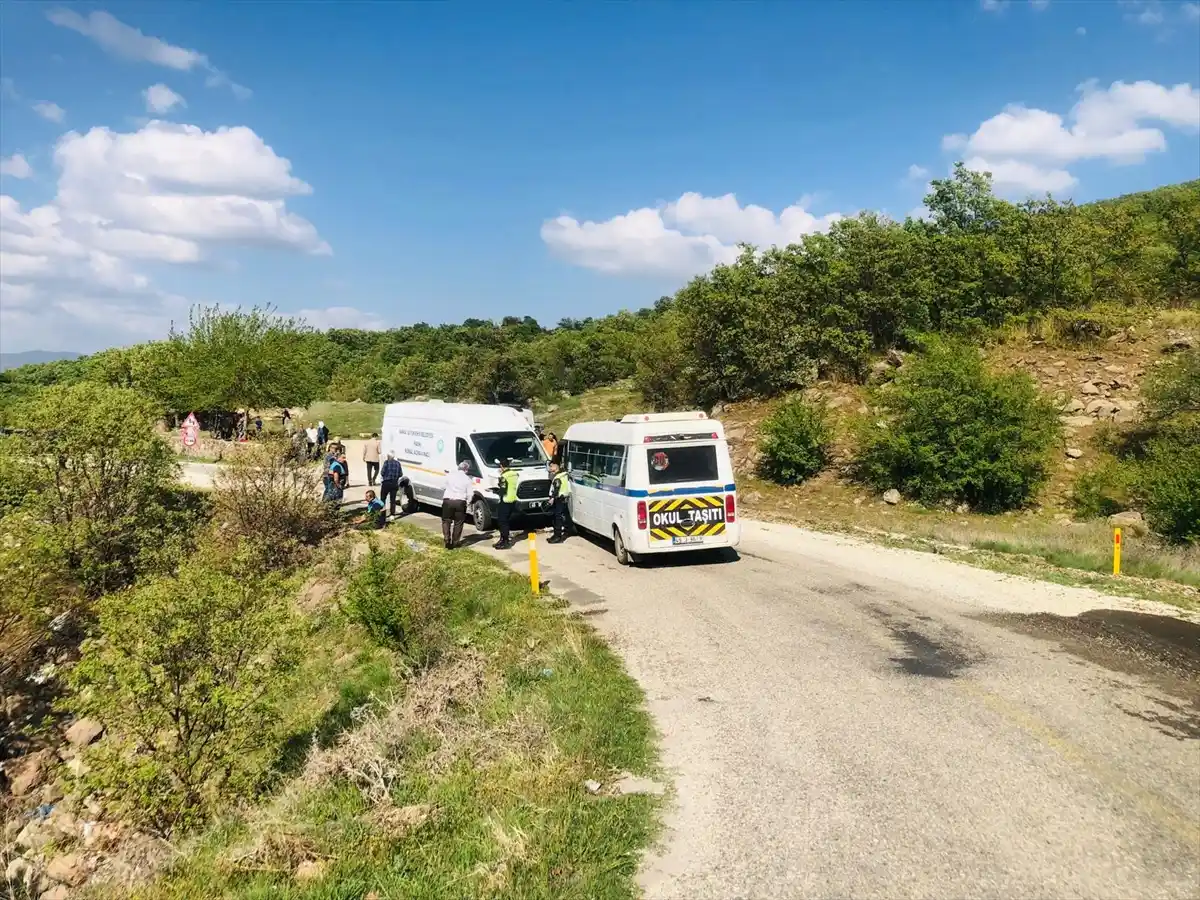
[613, 527, 636, 566]
[471, 497, 493, 532]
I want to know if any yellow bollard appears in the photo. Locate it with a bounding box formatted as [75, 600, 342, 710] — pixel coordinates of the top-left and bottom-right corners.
[528, 532, 540, 595]
[1113, 527, 1122, 577]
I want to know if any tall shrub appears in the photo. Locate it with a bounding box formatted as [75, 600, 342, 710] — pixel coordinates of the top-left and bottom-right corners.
[69, 546, 300, 833]
[10, 382, 178, 596]
[853, 341, 1060, 511]
[758, 397, 833, 484]
[212, 436, 336, 566]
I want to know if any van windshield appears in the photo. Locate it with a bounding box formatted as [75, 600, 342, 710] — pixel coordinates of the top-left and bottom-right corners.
[645, 444, 720, 485]
[471, 431, 547, 468]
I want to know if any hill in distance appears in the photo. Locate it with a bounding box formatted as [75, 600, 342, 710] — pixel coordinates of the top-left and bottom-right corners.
[0, 351, 82, 372]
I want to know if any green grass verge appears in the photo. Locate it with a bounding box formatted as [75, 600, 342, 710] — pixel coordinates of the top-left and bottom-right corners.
[130, 527, 661, 900]
[971, 539, 1200, 590]
[297, 401, 387, 439]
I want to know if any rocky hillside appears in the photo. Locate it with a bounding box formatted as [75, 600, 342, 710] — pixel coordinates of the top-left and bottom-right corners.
[717, 312, 1196, 509]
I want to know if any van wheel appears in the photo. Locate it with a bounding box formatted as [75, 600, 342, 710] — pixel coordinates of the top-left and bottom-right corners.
[613, 528, 636, 566]
[471, 497, 493, 532]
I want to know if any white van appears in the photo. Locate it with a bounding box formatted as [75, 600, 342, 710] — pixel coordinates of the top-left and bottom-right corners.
[380, 401, 552, 529]
[561, 411, 740, 565]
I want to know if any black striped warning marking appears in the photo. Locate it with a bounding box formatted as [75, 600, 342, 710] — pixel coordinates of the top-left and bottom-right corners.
[647, 495, 726, 541]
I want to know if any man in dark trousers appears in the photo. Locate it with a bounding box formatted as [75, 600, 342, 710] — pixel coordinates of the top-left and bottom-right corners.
[441, 461, 472, 549]
[547, 461, 572, 543]
[494, 458, 520, 550]
[379, 451, 416, 518]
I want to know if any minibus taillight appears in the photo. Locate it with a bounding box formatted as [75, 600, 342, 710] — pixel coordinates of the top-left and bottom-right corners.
[725, 493, 736, 523]
[636, 501, 648, 530]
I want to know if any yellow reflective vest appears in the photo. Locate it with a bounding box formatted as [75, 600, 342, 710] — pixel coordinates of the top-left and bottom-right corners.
[500, 468, 520, 503]
[552, 471, 571, 499]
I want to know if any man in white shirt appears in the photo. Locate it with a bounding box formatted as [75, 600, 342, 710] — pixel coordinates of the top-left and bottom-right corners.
[441, 461, 473, 549]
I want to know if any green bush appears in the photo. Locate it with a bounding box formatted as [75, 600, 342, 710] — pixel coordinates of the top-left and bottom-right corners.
[9, 381, 179, 596]
[0, 514, 73, 688]
[853, 340, 1061, 512]
[1071, 459, 1136, 519]
[69, 545, 300, 834]
[1143, 348, 1200, 421]
[342, 541, 449, 669]
[758, 397, 834, 484]
[1137, 429, 1200, 544]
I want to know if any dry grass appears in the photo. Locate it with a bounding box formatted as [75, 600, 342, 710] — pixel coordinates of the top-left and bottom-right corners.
[299, 650, 488, 803]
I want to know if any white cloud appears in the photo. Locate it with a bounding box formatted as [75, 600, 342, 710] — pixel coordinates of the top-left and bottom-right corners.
[906, 164, 930, 181]
[962, 157, 1077, 194]
[46, 8, 250, 99]
[1030, 0, 1050, 10]
[0, 120, 330, 352]
[542, 192, 842, 277]
[944, 79, 1200, 195]
[297, 306, 386, 332]
[143, 83, 185, 114]
[1076, 26, 1087, 35]
[0, 154, 33, 179]
[1184, 3, 1200, 23]
[47, 8, 207, 70]
[34, 102, 66, 123]
[980, 0, 1009, 10]
[1122, 0, 1165, 26]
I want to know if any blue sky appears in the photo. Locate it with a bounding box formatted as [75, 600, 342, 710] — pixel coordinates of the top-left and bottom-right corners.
[1, 0, 1198, 353]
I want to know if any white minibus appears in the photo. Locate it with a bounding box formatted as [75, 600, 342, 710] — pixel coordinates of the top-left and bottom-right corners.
[380, 401, 552, 529]
[560, 411, 741, 564]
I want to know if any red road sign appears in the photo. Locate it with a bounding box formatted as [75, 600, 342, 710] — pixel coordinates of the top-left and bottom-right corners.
[180, 412, 200, 447]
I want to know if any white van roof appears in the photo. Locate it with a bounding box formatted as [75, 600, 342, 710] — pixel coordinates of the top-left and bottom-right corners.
[563, 411, 725, 445]
[382, 401, 535, 434]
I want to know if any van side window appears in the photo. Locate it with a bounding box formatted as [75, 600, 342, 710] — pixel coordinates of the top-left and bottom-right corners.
[566, 441, 625, 489]
[456, 438, 480, 477]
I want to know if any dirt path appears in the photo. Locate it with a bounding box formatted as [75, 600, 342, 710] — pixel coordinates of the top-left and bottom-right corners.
[182, 459, 1200, 898]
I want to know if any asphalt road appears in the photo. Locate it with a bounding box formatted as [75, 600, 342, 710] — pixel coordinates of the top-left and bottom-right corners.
[183, 456, 1200, 899]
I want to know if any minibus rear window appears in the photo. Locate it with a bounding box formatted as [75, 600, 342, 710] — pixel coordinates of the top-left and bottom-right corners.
[645, 445, 719, 485]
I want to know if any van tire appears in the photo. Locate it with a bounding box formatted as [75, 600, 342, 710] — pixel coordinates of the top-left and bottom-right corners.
[613, 527, 636, 566]
[471, 497, 493, 532]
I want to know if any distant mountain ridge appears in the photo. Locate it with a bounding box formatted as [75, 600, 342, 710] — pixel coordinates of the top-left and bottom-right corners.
[0, 350, 82, 371]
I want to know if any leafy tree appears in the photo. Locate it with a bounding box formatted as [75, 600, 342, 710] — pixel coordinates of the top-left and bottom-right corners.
[758, 397, 834, 484]
[924, 162, 1005, 235]
[69, 544, 300, 834]
[160, 304, 325, 413]
[10, 382, 179, 596]
[853, 340, 1060, 512]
